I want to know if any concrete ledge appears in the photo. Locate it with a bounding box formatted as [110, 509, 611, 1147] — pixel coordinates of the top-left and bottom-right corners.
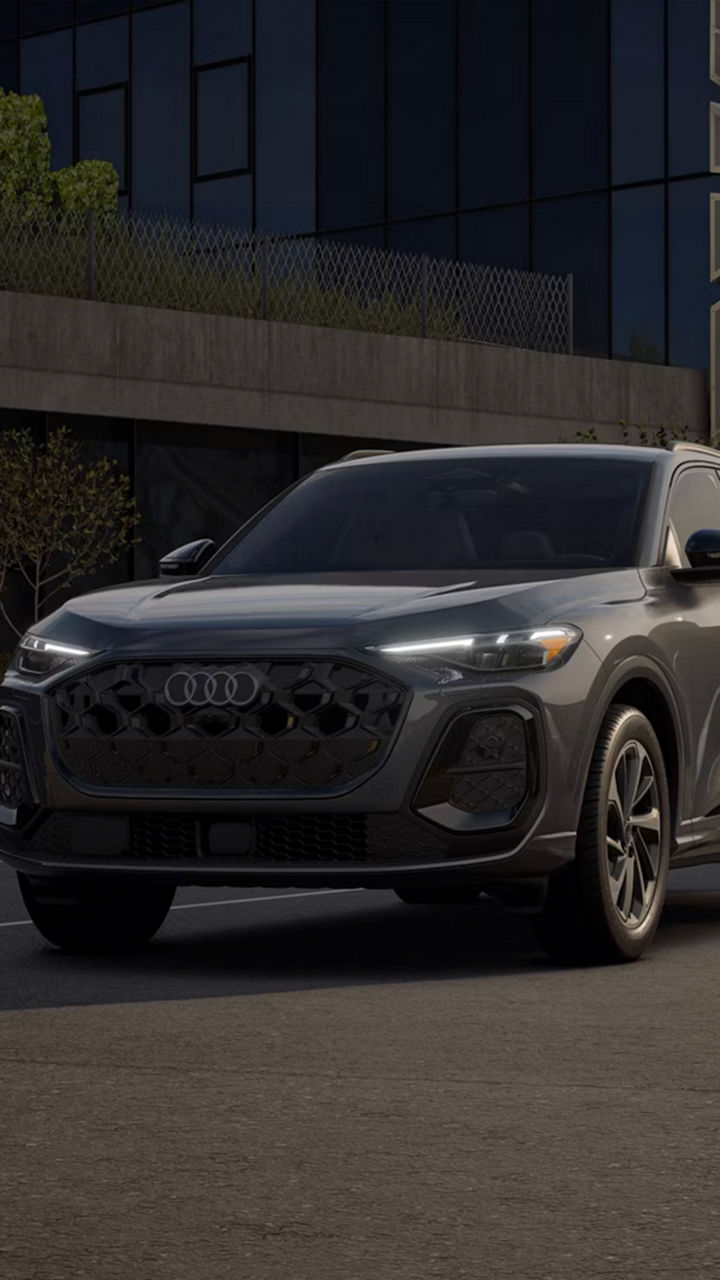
[0, 290, 708, 443]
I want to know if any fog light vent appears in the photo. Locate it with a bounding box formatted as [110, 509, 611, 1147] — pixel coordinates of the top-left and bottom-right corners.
[414, 710, 532, 830]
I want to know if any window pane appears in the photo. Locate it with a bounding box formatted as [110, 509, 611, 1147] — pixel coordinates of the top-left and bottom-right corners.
[0, 2, 16, 40]
[20, 28, 72, 168]
[611, 0, 664, 185]
[193, 174, 252, 227]
[669, 177, 717, 371]
[323, 226, 386, 249]
[193, 0, 251, 64]
[76, 1, 131, 17]
[388, 215, 456, 259]
[215, 456, 652, 575]
[533, 193, 609, 357]
[458, 0, 528, 208]
[256, 0, 315, 234]
[131, 1, 190, 216]
[612, 185, 665, 364]
[388, 0, 455, 219]
[195, 61, 249, 178]
[78, 87, 126, 189]
[668, 469, 720, 551]
[76, 14, 128, 90]
[0, 40, 17, 90]
[134, 423, 297, 579]
[669, 0, 720, 177]
[317, 0, 384, 230]
[459, 206, 530, 271]
[19, 1, 72, 35]
[532, 0, 608, 198]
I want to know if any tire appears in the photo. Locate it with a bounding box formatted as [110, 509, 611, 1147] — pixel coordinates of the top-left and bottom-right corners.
[394, 886, 481, 905]
[534, 705, 670, 965]
[18, 873, 176, 953]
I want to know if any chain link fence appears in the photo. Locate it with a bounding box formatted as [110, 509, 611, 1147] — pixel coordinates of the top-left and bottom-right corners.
[0, 209, 574, 355]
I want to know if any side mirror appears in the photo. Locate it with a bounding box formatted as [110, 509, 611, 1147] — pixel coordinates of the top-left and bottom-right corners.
[158, 538, 216, 578]
[685, 529, 720, 571]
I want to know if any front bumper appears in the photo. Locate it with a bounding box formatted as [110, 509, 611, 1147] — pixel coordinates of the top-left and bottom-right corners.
[0, 647, 598, 886]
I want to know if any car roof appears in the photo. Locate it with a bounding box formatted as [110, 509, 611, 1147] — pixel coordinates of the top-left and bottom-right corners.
[326, 442, 717, 470]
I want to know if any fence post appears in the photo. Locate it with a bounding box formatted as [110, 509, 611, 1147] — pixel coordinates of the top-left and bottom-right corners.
[566, 272, 574, 355]
[86, 207, 96, 301]
[260, 235, 269, 320]
[420, 255, 429, 338]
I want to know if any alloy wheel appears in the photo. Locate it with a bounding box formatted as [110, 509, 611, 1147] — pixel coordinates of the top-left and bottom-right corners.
[606, 740, 662, 927]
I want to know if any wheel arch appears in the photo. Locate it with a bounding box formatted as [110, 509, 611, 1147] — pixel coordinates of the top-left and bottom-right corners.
[574, 659, 687, 841]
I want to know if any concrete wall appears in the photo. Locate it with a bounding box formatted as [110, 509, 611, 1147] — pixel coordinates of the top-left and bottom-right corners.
[0, 290, 708, 444]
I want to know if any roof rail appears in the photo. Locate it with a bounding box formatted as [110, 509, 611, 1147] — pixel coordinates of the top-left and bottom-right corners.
[338, 449, 396, 462]
[669, 441, 720, 457]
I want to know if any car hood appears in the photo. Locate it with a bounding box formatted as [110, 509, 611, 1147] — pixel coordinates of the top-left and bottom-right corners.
[32, 568, 645, 657]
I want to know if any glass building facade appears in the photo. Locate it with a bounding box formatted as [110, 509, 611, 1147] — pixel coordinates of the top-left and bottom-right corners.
[0, 0, 718, 369]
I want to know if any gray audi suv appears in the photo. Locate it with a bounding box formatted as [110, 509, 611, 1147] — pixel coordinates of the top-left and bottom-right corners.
[3, 441, 720, 964]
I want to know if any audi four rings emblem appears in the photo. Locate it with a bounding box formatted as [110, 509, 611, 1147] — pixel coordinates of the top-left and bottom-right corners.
[164, 669, 260, 708]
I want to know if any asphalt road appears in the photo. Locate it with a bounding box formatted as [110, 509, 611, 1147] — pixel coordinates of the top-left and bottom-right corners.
[3, 860, 720, 1279]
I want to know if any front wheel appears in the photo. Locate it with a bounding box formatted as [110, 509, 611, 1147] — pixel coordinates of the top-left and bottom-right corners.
[18, 874, 176, 953]
[534, 706, 670, 965]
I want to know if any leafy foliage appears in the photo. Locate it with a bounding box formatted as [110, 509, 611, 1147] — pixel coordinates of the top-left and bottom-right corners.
[569, 421, 706, 447]
[0, 427, 139, 636]
[0, 89, 118, 218]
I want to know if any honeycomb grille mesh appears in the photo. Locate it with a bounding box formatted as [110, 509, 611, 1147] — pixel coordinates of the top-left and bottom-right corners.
[49, 660, 406, 794]
[0, 710, 32, 818]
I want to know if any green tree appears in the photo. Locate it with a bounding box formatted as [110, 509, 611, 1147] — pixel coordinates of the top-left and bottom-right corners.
[0, 426, 139, 636]
[0, 89, 118, 218]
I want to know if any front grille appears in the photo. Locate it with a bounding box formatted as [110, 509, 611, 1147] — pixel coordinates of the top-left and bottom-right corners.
[121, 813, 446, 864]
[415, 710, 532, 825]
[49, 659, 406, 794]
[0, 709, 32, 823]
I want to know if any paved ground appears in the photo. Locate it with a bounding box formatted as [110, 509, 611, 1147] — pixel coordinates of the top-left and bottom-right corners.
[2, 861, 720, 1279]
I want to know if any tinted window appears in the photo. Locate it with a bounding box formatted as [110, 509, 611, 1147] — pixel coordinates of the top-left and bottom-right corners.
[612, 185, 665, 363]
[193, 174, 252, 228]
[388, 0, 455, 220]
[532, 192, 609, 358]
[78, 87, 127, 189]
[667, 468, 720, 558]
[76, 1, 130, 17]
[195, 60, 250, 178]
[193, 0, 252, 64]
[76, 15, 128, 89]
[20, 29, 72, 168]
[668, 177, 716, 371]
[460, 206, 530, 271]
[0, 3, 16, 40]
[214, 456, 652, 575]
[387, 216, 456, 260]
[532, 0, 608, 198]
[317, 0, 385, 230]
[0, 39, 17, 90]
[255, 0, 315, 233]
[668, 0, 720, 177]
[131, 2, 190, 217]
[458, 0, 528, 208]
[611, 0, 664, 185]
[19, 1, 72, 35]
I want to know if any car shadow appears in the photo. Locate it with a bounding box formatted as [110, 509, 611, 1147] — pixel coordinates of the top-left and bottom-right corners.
[3, 888, 720, 1013]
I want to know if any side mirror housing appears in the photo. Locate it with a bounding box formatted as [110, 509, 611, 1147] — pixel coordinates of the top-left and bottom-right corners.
[685, 529, 720, 571]
[158, 538, 216, 578]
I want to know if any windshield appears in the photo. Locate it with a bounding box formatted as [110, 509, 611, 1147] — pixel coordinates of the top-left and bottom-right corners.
[212, 455, 653, 575]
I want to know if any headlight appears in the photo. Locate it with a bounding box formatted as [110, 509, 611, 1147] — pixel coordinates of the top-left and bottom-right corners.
[372, 626, 581, 676]
[14, 633, 98, 679]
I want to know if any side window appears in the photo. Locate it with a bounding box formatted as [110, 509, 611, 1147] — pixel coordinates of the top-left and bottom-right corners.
[666, 467, 720, 564]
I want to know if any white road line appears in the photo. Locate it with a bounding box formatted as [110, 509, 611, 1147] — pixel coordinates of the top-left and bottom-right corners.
[0, 886, 362, 930]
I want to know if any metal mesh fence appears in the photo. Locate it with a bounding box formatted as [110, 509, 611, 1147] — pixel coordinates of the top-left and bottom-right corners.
[0, 209, 573, 354]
